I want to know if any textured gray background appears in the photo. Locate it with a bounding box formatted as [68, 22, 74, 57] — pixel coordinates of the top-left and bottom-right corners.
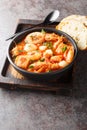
[0, 0, 87, 130]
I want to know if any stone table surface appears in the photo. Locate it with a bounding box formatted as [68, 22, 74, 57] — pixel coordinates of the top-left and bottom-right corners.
[0, 0, 87, 130]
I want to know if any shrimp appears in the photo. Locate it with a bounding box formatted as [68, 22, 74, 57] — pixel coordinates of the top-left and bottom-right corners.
[25, 32, 45, 45]
[11, 45, 24, 57]
[39, 45, 47, 52]
[50, 55, 63, 63]
[15, 55, 30, 69]
[28, 51, 41, 61]
[28, 61, 48, 73]
[65, 46, 74, 63]
[53, 36, 64, 50]
[59, 60, 68, 68]
[43, 49, 53, 58]
[24, 43, 37, 52]
[50, 63, 59, 70]
[55, 42, 68, 54]
[45, 33, 59, 41]
[53, 41, 60, 51]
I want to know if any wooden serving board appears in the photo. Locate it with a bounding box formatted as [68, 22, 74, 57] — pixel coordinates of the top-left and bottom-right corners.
[0, 19, 87, 92]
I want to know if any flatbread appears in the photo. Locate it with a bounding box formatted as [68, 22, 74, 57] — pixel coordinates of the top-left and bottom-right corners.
[58, 15, 87, 26]
[56, 15, 87, 50]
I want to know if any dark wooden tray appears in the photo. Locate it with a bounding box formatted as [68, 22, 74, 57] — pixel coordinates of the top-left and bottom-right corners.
[0, 19, 87, 91]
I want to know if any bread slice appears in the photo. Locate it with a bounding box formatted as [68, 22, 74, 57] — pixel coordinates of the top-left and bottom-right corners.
[58, 15, 87, 26]
[56, 15, 87, 50]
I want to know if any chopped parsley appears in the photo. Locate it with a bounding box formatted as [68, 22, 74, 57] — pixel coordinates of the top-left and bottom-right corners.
[62, 46, 67, 52]
[18, 50, 24, 52]
[43, 42, 53, 49]
[48, 70, 52, 72]
[29, 65, 34, 68]
[40, 58, 45, 62]
[41, 29, 46, 34]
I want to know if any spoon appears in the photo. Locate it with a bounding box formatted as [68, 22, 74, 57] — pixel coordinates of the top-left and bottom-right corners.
[6, 10, 60, 41]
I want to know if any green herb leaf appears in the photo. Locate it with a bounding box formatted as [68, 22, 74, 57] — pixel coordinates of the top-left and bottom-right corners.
[48, 70, 52, 72]
[29, 65, 34, 68]
[41, 29, 46, 34]
[62, 46, 67, 52]
[40, 58, 45, 62]
[18, 50, 24, 52]
[43, 42, 53, 49]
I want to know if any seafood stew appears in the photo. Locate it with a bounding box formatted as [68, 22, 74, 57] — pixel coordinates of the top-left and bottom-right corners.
[7, 28, 77, 80]
[10, 29, 75, 73]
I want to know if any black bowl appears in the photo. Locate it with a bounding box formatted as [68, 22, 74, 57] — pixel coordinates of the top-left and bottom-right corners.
[7, 27, 78, 81]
